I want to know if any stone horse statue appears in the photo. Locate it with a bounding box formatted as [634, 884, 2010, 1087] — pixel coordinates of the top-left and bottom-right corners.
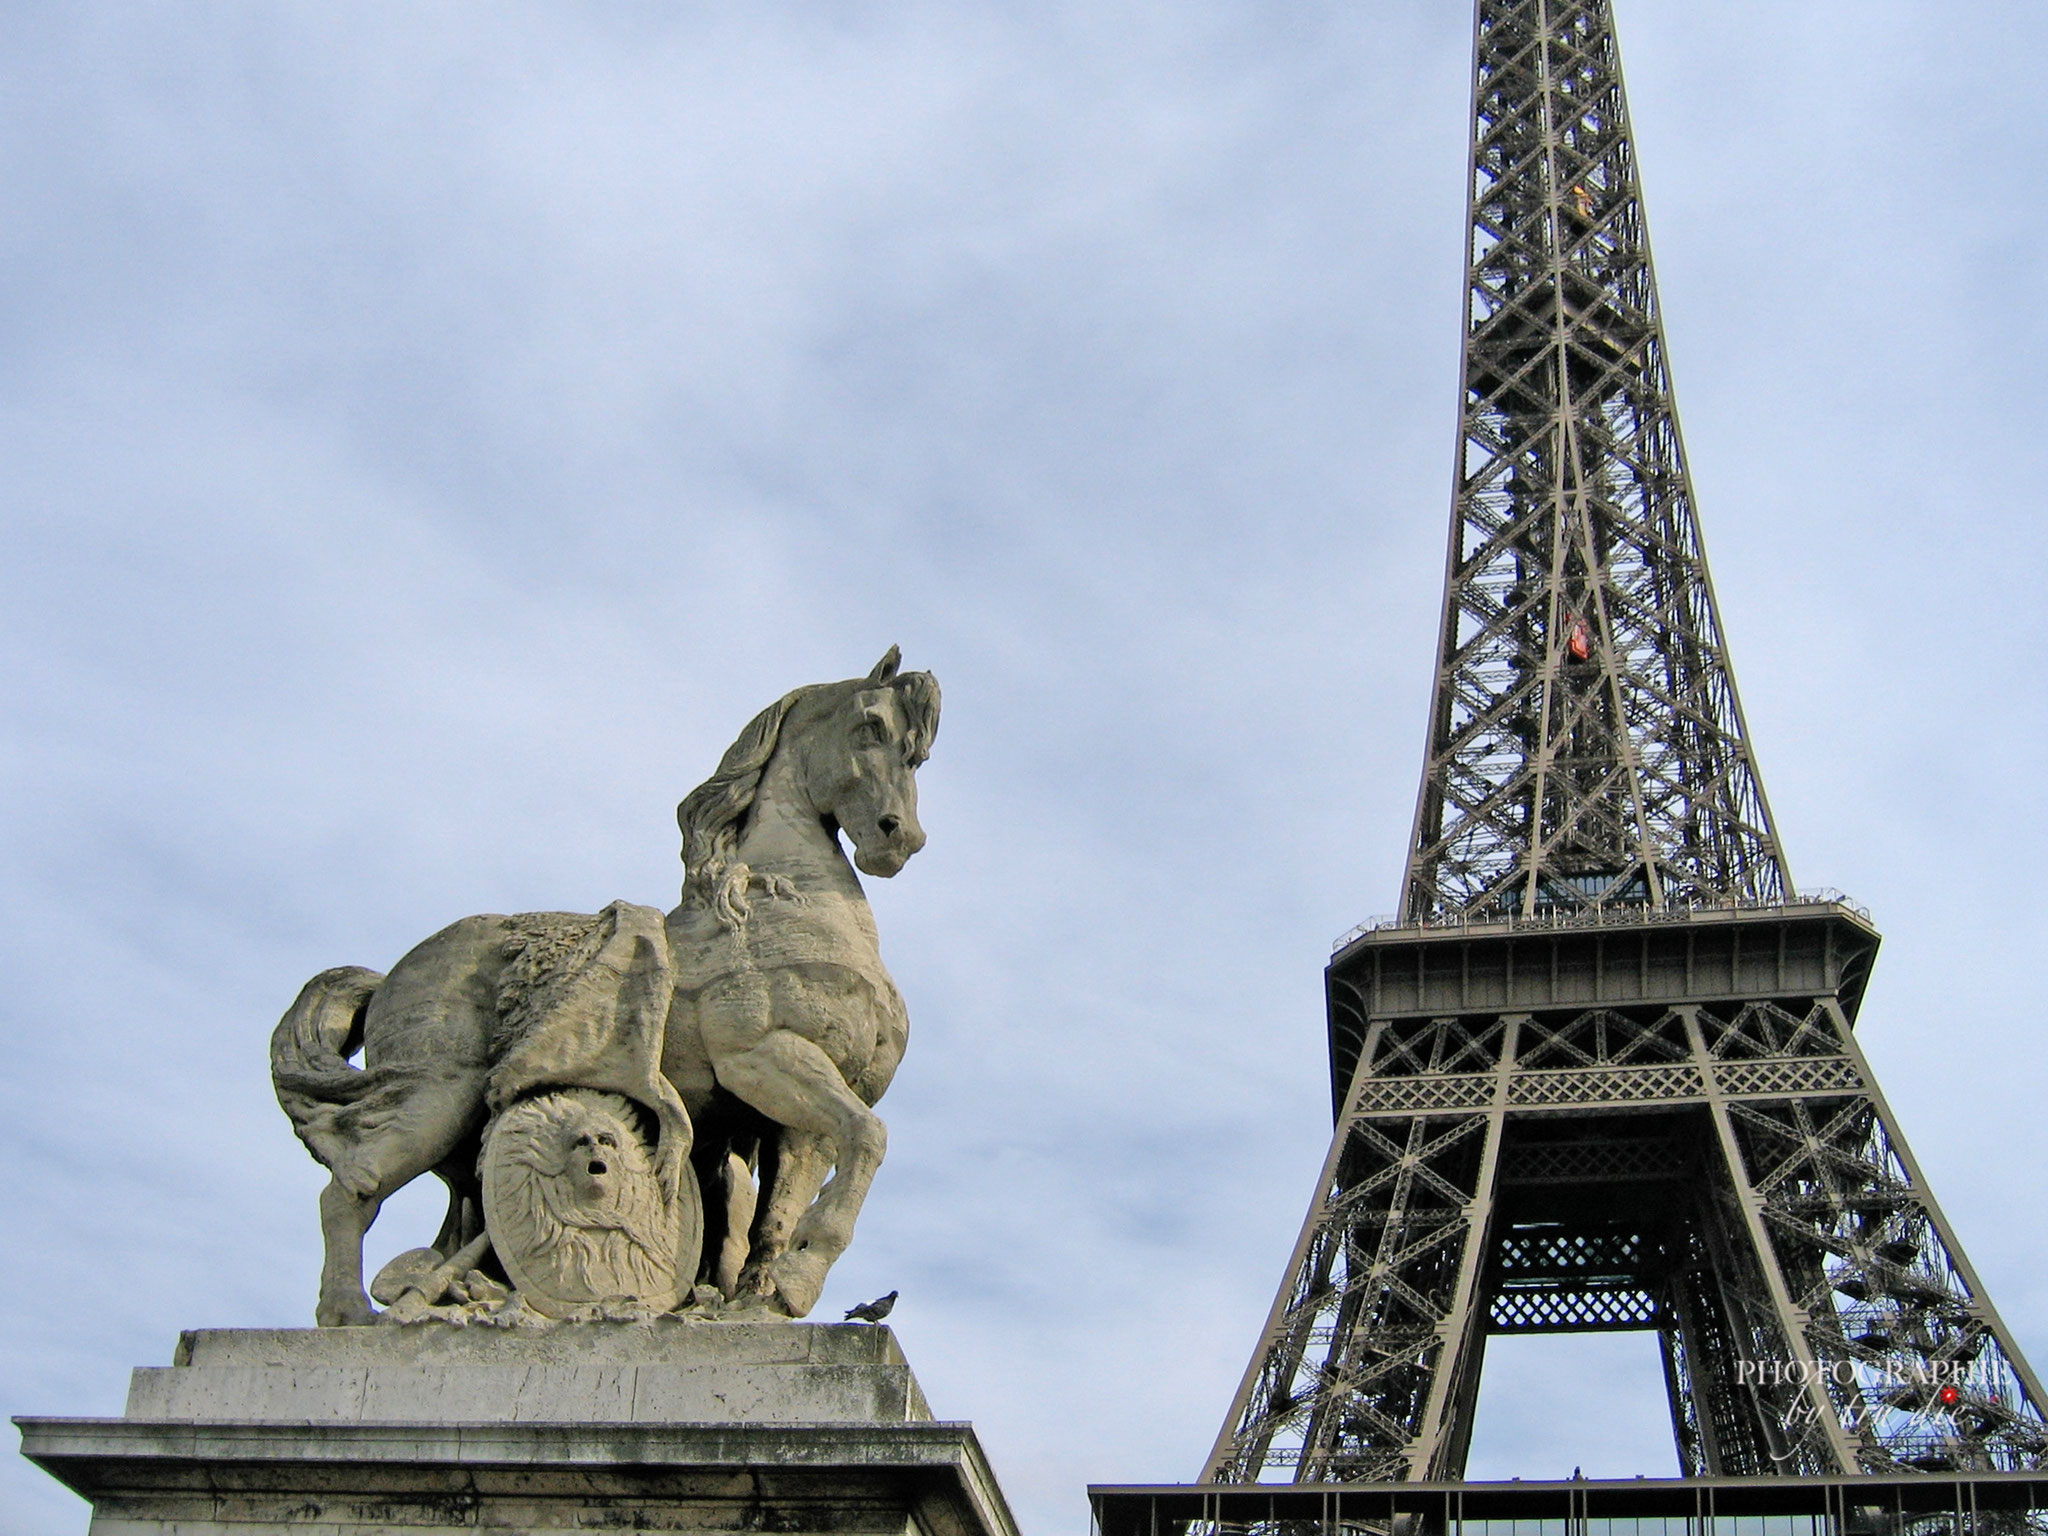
[270, 649, 938, 1325]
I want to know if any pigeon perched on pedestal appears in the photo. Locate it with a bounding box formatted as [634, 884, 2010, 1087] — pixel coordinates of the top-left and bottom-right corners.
[844, 1290, 898, 1323]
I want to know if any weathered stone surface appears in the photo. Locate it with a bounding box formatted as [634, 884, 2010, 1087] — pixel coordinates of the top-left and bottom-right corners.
[18, 1325, 1015, 1536]
[18, 1419, 1015, 1536]
[173, 1317, 913, 1370]
[127, 1321, 931, 1425]
[269, 649, 941, 1326]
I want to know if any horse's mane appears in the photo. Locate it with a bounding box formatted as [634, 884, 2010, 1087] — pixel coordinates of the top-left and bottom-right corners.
[676, 684, 813, 931]
[893, 670, 941, 767]
[676, 651, 941, 931]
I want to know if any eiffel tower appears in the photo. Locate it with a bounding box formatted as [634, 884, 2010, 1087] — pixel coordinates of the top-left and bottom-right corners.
[1202, 0, 2048, 1484]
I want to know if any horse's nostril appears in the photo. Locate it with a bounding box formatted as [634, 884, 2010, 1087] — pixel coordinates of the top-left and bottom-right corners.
[878, 815, 901, 836]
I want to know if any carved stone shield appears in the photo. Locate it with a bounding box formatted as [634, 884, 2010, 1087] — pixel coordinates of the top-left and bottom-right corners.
[480, 1088, 701, 1318]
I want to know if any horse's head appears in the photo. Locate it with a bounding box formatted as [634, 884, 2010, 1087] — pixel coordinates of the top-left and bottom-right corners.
[798, 646, 940, 879]
[677, 647, 942, 927]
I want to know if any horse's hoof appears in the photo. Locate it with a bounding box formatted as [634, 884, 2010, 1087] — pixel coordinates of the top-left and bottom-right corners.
[316, 1294, 379, 1328]
[767, 1250, 831, 1319]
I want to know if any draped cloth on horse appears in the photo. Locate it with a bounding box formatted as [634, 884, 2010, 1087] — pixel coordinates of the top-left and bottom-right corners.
[486, 900, 693, 1204]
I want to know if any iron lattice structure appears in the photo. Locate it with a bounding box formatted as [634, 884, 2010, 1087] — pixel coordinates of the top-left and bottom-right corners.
[1403, 0, 1784, 924]
[1205, 0, 2048, 1489]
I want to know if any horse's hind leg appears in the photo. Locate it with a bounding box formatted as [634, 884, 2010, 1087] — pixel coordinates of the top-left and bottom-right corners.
[317, 1177, 385, 1327]
[315, 1076, 486, 1326]
[429, 1149, 484, 1257]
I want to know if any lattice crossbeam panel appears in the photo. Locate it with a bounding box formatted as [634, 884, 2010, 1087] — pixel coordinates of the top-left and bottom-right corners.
[1722, 1094, 2048, 1471]
[1207, 992, 2048, 1483]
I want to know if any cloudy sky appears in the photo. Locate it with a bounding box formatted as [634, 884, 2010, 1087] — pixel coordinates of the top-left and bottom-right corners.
[4, 1, 2046, 1531]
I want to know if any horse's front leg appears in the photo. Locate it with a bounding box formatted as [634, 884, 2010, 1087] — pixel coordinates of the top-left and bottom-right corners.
[735, 1128, 831, 1301]
[714, 1031, 887, 1319]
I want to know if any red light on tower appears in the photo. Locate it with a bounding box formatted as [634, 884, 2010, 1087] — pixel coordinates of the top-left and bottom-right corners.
[1938, 1385, 1961, 1408]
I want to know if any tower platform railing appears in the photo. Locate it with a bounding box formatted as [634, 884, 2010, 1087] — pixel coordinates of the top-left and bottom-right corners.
[1093, 1474, 2048, 1536]
[1333, 892, 1873, 955]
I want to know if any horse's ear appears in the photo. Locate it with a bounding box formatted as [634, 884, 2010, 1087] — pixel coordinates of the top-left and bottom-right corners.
[866, 645, 902, 684]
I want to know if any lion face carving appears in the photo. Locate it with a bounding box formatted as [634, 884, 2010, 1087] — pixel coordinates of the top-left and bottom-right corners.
[480, 1088, 685, 1316]
[562, 1119, 621, 1207]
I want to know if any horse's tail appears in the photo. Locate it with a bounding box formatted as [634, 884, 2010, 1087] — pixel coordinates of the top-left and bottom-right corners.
[270, 966, 389, 1193]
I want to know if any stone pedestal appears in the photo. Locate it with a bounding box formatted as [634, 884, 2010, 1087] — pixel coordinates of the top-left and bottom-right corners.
[17, 1322, 1018, 1536]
